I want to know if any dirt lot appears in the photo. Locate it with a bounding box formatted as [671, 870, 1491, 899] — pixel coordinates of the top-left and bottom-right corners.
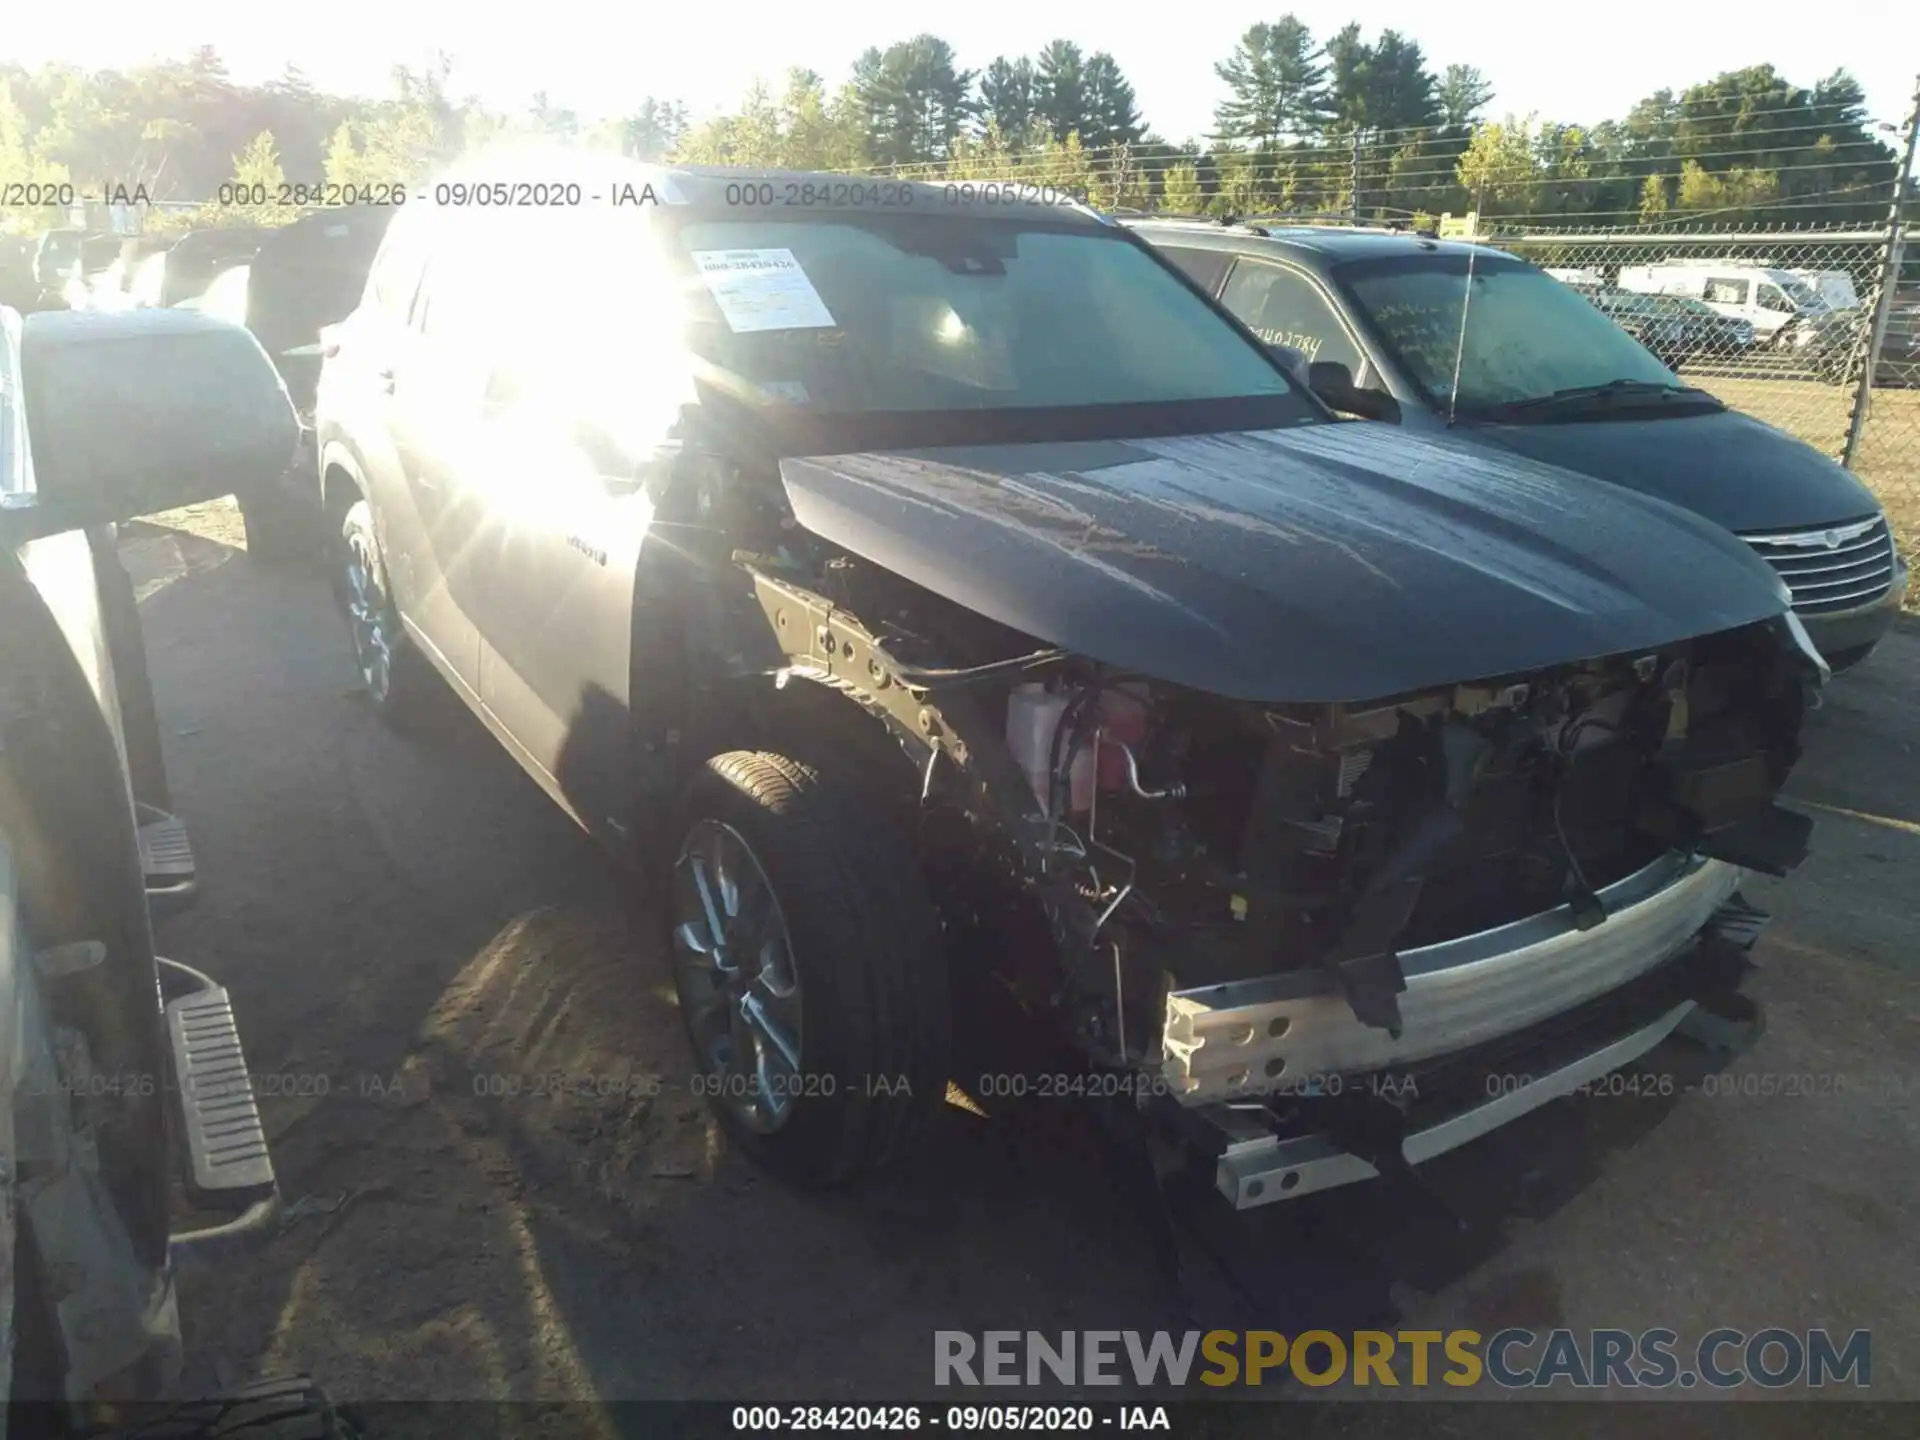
[121, 504, 1918, 1425]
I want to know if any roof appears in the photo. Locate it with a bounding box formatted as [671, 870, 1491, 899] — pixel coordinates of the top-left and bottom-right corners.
[1122, 217, 1499, 264]
[430, 149, 1115, 228]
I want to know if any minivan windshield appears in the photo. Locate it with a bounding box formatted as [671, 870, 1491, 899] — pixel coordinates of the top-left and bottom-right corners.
[664, 215, 1308, 422]
[1337, 252, 1682, 415]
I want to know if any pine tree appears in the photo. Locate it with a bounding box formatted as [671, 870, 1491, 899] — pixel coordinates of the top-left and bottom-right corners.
[1213, 18, 1328, 146]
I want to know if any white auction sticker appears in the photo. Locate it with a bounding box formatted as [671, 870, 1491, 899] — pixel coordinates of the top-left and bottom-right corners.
[691, 249, 838, 333]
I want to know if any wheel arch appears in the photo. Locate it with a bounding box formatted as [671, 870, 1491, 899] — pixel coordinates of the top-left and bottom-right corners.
[317, 440, 366, 528]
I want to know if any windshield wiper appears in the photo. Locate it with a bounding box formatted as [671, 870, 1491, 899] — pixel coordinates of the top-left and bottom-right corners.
[1477, 378, 1725, 420]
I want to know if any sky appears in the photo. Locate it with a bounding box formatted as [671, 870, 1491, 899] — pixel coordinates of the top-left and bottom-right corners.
[8, 1, 1919, 141]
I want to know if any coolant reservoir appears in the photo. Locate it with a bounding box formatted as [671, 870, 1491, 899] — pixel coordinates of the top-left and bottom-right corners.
[1007, 683, 1152, 813]
[1006, 683, 1095, 813]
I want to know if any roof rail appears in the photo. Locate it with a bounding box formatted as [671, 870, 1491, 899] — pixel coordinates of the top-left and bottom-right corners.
[1110, 210, 1231, 224]
[1236, 212, 1416, 232]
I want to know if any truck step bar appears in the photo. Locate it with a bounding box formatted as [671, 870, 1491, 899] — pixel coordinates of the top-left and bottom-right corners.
[136, 803, 198, 918]
[165, 977, 276, 1207]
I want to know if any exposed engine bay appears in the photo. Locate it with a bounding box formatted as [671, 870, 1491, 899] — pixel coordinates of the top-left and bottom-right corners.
[755, 545, 1820, 1105]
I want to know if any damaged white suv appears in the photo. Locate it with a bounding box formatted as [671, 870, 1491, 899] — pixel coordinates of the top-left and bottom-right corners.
[313, 154, 1827, 1217]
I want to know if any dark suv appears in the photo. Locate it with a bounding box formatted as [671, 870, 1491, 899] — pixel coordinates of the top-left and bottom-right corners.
[312, 153, 1820, 1227]
[1130, 219, 1907, 671]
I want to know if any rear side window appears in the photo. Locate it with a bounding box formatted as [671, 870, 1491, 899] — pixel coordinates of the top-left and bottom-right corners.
[1158, 245, 1232, 295]
[1219, 258, 1364, 374]
[1704, 277, 1750, 305]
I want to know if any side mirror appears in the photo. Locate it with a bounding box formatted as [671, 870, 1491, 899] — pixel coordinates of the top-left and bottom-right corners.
[4, 308, 298, 542]
[1265, 342, 1311, 386]
[1308, 360, 1401, 423]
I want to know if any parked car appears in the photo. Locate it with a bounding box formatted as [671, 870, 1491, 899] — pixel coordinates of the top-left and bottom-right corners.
[1878, 287, 1920, 388]
[130, 226, 270, 309]
[91, 234, 177, 312]
[30, 226, 90, 304]
[1580, 288, 1718, 370]
[1617, 260, 1828, 337]
[176, 260, 252, 323]
[2, 303, 349, 1430]
[315, 155, 1824, 1216]
[175, 205, 400, 564]
[1583, 288, 1756, 368]
[1134, 220, 1907, 671]
[1787, 267, 1861, 313]
[1541, 266, 1604, 288]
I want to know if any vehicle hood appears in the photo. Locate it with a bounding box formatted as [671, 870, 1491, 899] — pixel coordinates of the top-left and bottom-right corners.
[778, 424, 1791, 704]
[1465, 408, 1883, 534]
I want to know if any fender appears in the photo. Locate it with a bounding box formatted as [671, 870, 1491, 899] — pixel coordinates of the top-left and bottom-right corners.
[316, 438, 368, 513]
[735, 565, 1100, 949]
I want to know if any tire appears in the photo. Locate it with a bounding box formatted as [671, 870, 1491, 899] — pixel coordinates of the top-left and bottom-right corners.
[335, 498, 434, 731]
[99, 1375, 360, 1440]
[669, 750, 951, 1187]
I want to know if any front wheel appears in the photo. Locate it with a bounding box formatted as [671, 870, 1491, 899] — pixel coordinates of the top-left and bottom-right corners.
[336, 498, 434, 730]
[668, 751, 952, 1187]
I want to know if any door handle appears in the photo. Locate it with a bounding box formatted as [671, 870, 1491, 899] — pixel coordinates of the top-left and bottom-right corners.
[376, 367, 396, 395]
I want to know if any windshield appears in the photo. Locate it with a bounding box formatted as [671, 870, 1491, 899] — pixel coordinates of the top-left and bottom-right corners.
[663, 216, 1305, 418]
[1775, 274, 1823, 310]
[1337, 253, 1677, 414]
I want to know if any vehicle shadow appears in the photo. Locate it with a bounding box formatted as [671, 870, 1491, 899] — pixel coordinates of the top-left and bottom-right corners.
[129, 528, 1735, 1408]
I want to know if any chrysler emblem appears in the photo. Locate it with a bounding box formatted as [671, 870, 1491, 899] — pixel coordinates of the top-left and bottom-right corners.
[1755, 517, 1879, 551]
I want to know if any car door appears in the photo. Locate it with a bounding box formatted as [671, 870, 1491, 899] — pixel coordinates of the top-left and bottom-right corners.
[323, 214, 437, 630]
[1702, 275, 1766, 334]
[465, 218, 686, 840]
[381, 239, 492, 694]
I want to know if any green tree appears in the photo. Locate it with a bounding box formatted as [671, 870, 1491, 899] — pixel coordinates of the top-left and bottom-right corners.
[529, 90, 579, 142]
[618, 98, 688, 161]
[1033, 40, 1091, 144]
[0, 80, 71, 231]
[1211, 18, 1327, 147]
[978, 58, 1036, 146]
[210, 128, 294, 226]
[1638, 171, 1671, 222]
[1082, 53, 1144, 150]
[1437, 64, 1493, 130]
[1455, 114, 1540, 214]
[851, 35, 974, 166]
[1160, 160, 1204, 213]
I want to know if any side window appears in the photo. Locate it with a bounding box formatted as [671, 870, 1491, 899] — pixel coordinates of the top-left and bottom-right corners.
[1704, 277, 1750, 306]
[1219, 259, 1363, 373]
[1756, 282, 1792, 313]
[1158, 246, 1232, 295]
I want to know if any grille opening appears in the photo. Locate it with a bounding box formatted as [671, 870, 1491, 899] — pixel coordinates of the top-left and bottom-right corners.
[1742, 516, 1895, 616]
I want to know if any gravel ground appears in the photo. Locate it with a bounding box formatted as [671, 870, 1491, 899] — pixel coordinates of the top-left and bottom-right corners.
[121, 502, 1919, 1429]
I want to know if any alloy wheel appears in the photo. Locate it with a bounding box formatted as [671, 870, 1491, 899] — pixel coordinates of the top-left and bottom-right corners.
[342, 529, 394, 704]
[671, 819, 805, 1133]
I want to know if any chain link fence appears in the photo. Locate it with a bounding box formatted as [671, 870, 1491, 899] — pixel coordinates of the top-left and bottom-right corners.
[1472, 225, 1919, 595]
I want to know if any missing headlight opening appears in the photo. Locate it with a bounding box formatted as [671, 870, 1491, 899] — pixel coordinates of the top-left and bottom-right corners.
[743, 528, 1817, 1215]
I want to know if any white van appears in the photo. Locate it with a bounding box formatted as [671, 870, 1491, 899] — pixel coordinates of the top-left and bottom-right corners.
[1617, 262, 1827, 342]
[1787, 269, 1860, 312]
